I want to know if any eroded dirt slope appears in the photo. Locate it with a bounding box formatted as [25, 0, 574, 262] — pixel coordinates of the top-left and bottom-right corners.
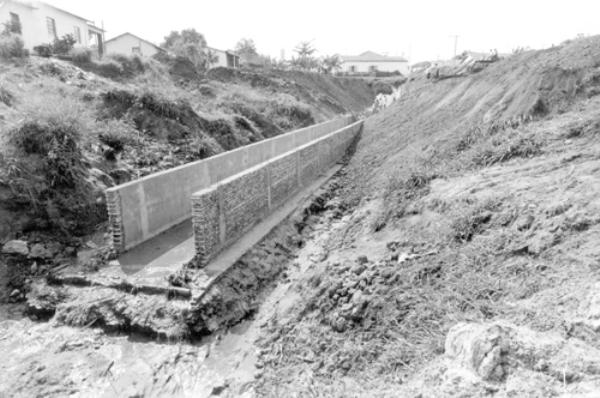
[253, 36, 600, 396]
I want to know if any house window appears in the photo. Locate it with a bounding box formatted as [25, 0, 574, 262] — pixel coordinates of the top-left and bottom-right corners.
[131, 47, 141, 55]
[73, 26, 81, 43]
[46, 17, 56, 38]
[9, 12, 21, 34]
[369, 65, 378, 72]
[349, 65, 357, 73]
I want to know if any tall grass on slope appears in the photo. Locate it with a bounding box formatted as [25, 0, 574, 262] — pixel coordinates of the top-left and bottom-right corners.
[0, 88, 102, 234]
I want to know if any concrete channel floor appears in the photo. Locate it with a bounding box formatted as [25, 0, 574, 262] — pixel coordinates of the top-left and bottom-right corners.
[109, 165, 343, 289]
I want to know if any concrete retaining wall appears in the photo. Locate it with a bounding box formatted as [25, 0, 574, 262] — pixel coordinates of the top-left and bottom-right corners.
[191, 120, 363, 266]
[106, 115, 355, 252]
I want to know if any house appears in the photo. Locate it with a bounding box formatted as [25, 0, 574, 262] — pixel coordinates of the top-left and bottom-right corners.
[207, 46, 239, 68]
[105, 32, 163, 57]
[103, 36, 239, 68]
[340, 51, 409, 75]
[0, 0, 104, 54]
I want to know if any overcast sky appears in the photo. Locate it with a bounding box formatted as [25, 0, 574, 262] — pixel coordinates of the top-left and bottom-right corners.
[48, 0, 599, 62]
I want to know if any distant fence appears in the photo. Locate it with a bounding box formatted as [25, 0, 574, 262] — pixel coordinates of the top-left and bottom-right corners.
[106, 115, 356, 252]
[191, 120, 363, 265]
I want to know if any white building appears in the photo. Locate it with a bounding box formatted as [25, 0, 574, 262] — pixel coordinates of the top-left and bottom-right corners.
[341, 51, 409, 75]
[207, 47, 239, 68]
[0, 0, 104, 54]
[105, 32, 163, 57]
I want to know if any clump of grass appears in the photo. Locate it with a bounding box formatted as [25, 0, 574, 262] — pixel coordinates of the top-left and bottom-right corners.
[70, 47, 92, 64]
[383, 162, 442, 219]
[0, 34, 28, 59]
[96, 119, 139, 158]
[74, 54, 147, 80]
[105, 53, 146, 76]
[449, 196, 502, 242]
[470, 133, 541, 167]
[454, 125, 543, 168]
[264, 95, 315, 130]
[0, 90, 102, 234]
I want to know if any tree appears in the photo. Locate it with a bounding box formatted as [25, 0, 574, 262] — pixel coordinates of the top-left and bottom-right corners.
[320, 54, 342, 74]
[205, 48, 219, 68]
[52, 34, 76, 54]
[291, 41, 318, 71]
[294, 41, 316, 58]
[1, 18, 21, 36]
[162, 29, 207, 48]
[161, 29, 210, 70]
[235, 38, 258, 61]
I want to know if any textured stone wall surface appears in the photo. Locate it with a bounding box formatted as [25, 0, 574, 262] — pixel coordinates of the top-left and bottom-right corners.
[191, 120, 363, 265]
[221, 167, 269, 244]
[268, 151, 299, 208]
[191, 186, 220, 267]
[107, 115, 355, 252]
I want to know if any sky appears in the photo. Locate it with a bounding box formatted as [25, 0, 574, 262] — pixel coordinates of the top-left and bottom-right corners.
[47, 0, 600, 63]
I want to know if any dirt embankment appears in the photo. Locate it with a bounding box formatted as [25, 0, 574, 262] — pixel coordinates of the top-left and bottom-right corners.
[252, 36, 600, 396]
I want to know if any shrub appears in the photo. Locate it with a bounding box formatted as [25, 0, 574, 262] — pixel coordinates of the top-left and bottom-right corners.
[70, 47, 92, 64]
[0, 34, 28, 59]
[92, 59, 123, 78]
[2, 18, 21, 35]
[106, 53, 146, 76]
[96, 119, 138, 153]
[52, 34, 76, 55]
[371, 80, 394, 95]
[267, 97, 314, 129]
[33, 44, 52, 57]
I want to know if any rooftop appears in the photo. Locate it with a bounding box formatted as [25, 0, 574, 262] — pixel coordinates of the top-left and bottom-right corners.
[341, 51, 408, 63]
[105, 32, 163, 51]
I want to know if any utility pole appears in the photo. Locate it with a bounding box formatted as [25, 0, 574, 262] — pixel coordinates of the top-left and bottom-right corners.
[449, 35, 459, 57]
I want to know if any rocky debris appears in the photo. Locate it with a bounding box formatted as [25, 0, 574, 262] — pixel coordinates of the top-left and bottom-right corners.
[2, 240, 29, 256]
[26, 282, 68, 318]
[445, 322, 510, 381]
[9, 289, 22, 301]
[396, 321, 600, 397]
[28, 242, 61, 260]
[573, 282, 600, 332]
[514, 213, 535, 231]
[453, 322, 599, 386]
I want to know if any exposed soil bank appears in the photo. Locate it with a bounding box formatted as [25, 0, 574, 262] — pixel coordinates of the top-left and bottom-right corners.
[251, 36, 600, 396]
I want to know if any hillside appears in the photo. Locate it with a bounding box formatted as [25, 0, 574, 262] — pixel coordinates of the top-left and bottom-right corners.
[252, 36, 600, 396]
[3, 35, 600, 397]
